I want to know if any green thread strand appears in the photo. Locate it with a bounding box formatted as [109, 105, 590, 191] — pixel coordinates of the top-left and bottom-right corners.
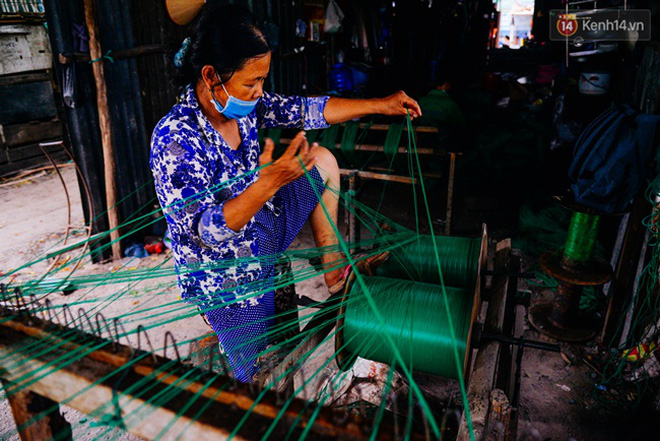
[406, 110, 475, 439]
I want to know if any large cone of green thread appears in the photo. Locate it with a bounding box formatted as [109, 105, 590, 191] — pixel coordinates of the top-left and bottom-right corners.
[341, 277, 473, 378]
[563, 212, 600, 263]
[374, 235, 481, 289]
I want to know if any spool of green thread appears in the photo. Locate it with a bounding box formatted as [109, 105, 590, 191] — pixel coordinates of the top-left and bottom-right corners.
[563, 212, 600, 263]
[374, 235, 481, 289]
[337, 277, 474, 378]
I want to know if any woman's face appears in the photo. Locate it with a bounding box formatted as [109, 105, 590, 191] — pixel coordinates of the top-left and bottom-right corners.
[210, 52, 271, 104]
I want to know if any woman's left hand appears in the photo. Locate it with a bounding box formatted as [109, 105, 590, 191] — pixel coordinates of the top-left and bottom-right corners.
[379, 91, 422, 119]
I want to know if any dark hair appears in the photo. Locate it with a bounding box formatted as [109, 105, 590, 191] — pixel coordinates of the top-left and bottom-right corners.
[171, 3, 270, 89]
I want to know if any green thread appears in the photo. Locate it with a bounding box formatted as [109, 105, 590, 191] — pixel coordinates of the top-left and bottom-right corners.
[340, 277, 473, 378]
[319, 124, 340, 151]
[89, 50, 114, 64]
[339, 120, 361, 165]
[383, 122, 404, 160]
[375, 235, 481, 289]
[563, 212, 600, 263]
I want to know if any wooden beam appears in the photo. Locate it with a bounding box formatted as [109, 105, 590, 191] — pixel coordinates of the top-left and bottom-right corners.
[357, 123, 439, 134]
[339, 168, 417, 184]
[366, 166, 442, 179]
[83, 0, 121, 261]
[0, 315, 415, 441]
[0, 71, 52, 87]
[280, 138, 437, 155]
[2, 121, 62, 147]
[457, 240, 511, 441]
[57, 44, 164, 65]
[2, 383, 72, 441]
[0, 346, 242, 441]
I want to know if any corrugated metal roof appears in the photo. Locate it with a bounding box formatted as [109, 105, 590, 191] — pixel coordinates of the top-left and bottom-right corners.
[0, 0, 44, 14]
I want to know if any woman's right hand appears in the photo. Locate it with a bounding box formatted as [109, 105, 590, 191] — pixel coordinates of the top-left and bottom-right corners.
[258, 131, 317, 189]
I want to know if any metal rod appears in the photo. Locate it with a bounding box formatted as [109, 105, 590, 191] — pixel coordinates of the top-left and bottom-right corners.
[483, 269, 535, 278]
[480, 332, 561, 353]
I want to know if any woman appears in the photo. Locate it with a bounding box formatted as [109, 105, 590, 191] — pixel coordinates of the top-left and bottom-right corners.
[151, 4, 421, 383]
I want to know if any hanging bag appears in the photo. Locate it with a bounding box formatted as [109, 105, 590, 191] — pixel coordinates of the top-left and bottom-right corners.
[568, 104, 660, 213]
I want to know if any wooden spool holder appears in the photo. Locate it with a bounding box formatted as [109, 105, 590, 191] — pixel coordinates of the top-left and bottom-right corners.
[528, 196, 615, 342]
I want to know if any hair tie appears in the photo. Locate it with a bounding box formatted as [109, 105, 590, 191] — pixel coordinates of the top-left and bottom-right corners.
[174, 37, 191, 68]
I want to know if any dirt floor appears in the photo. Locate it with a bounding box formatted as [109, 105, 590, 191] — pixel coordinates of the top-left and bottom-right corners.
[0, 166, 648, 440]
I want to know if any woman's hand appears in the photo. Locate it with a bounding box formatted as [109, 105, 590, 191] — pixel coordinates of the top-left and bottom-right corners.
[378, 91, 422, 119]
[258, 131, 317, 189]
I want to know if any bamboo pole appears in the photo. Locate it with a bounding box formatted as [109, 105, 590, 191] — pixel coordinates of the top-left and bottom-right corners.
[83, 0, 121, 261]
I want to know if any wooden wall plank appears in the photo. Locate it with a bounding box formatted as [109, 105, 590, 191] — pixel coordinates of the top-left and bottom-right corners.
[2, 120, 62, 146]
[0, 81, 56, 124]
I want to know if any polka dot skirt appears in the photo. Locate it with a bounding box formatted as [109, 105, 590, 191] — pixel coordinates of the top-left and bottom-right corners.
[204, 167, 325, 382]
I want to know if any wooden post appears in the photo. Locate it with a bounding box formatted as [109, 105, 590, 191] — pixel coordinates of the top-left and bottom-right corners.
[600, 192, 651, 343]
[84, 0, 121, 261]
[485, 389, 512, 441]
[457, 239, 511, 441]
[2, 381, 72, 441]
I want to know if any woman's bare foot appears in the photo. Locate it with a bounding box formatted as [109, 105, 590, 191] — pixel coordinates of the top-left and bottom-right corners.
[325, 266, 348, 294]
[324, 251, 391, 294]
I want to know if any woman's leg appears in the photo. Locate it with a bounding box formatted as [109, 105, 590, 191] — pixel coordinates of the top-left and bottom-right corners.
[308, 145, 345, 288]
[203, 294, 274, 383]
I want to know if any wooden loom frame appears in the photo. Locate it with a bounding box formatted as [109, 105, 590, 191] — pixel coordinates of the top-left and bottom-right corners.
[0, 235, 526, 441]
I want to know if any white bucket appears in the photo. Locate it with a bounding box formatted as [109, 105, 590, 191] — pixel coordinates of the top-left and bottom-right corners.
[579, 72, 611, 95]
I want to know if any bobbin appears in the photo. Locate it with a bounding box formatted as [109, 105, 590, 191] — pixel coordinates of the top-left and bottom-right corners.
[529, 196, 615, 342]
[334, 225, 487, 380]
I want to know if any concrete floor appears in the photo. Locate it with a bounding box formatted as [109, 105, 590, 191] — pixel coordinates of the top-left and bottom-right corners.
[0, 166, 638, 441]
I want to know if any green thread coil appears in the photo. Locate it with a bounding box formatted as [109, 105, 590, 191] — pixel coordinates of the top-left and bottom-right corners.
[339, 277, 473, 378]
[563, 212, 600, 263]
[374, 235, 481, 289]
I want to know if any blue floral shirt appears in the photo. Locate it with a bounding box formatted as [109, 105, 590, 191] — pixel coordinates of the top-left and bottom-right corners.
[150, 85, 330, 308]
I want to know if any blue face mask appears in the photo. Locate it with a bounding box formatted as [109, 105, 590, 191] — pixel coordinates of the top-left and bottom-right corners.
[209, 80, 260, 120]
